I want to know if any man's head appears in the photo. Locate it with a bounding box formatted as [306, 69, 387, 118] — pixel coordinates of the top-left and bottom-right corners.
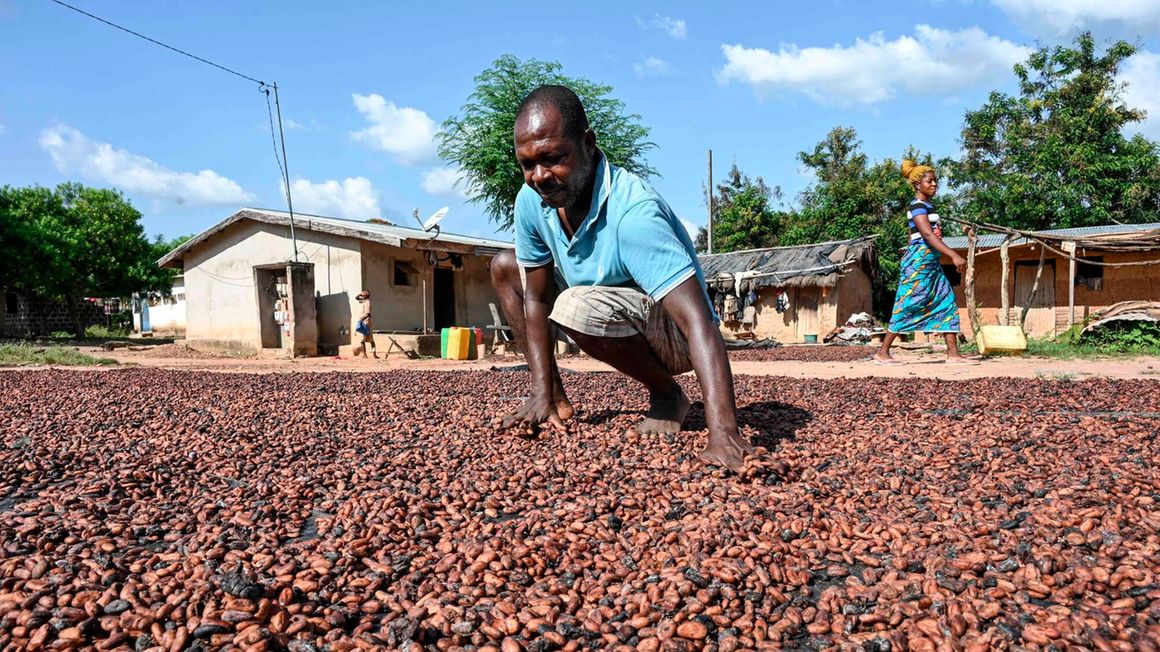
[514, 85, 597, 209]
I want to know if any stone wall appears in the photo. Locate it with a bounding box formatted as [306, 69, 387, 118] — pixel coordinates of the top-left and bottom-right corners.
[1, 292, 105, 336]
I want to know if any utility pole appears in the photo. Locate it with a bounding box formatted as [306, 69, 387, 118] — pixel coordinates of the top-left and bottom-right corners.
[707, 149, 714, 255]
[271, 82, 299, 262]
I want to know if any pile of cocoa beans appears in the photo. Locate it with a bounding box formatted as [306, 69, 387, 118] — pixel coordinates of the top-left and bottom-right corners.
[0, 369, 1157, 651]
[726, 347, 870, 363]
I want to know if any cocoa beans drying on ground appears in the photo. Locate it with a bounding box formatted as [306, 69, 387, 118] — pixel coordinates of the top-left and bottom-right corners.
[0, 368, 1158, 651]
[726, 346, 871, 363]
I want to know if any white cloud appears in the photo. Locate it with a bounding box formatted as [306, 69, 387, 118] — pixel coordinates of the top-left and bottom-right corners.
[289, 177, 382, 221]
[421, 166, 466, 198]
[638, 14, 687, 39]
[0, 123, 6, 135]
[1121, 51, 1160, 139]
[634, 57, 670, 78]
[283, 119, 306, 131]
[350, 94, 439, 164]
[717, 25, 1030, 106]
[290, 177, 381, 220]
[679, 218, 701, 241]
[991, 0, 1160, 35]
[38, 124, 254, 205]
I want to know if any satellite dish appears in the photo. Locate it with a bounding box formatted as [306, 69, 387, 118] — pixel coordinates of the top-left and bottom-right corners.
[418, 206, 449, 232]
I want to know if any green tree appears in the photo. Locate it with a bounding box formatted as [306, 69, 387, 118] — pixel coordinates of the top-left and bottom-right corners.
[438, 55, 657, 230]
[946, 33, 1160, 230]
[133, 234, 193, 298]
[696, 163, 789, 253]
[781, 128, 945, 314]
[0, 186, 50, 293]
[0, 183, 161, 335]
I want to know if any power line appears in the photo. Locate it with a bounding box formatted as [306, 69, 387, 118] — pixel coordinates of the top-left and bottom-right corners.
[48, 0, 302, 263]
[263, 89, 288, 193]
[47, 0, 264, 85]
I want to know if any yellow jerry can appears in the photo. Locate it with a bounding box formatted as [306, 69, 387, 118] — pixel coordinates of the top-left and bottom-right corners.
[447, 327, 472, 360]
[976, 325, 1028, 356]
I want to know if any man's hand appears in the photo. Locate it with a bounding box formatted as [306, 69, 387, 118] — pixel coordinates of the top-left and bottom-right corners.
[499, 394, 565, 433]
[952, 253, 967, 273]
[659, 277, 750, 471]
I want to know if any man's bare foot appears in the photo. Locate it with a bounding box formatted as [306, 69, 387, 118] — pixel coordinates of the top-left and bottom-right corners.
[945, 355, 980, 366]
[553, 380, 575, 421]
[637, 390, 691, 435]
[698, 431, 754, 472]
[872, 353, 903, 366]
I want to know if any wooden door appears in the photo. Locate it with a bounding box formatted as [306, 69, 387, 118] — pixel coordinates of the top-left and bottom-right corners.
[795, 287, 820, 342]
[1014, 261, 1056, 337]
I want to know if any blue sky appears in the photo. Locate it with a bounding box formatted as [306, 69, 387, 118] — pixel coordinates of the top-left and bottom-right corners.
[2, 1, 1158, 243]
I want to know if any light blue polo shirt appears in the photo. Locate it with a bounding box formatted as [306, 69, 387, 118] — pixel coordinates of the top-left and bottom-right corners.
[515, 151, 715, 317]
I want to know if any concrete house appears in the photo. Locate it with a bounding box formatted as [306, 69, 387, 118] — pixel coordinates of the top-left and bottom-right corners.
[940, 223, 1160, 337]
[699, 236, 879, 343]
[132, 275, 187, 336]
[158, 208, 510, 356]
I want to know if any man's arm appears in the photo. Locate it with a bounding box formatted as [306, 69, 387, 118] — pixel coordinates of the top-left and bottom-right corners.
[502, 263, 565, 430]
[659, 277, 740, 442]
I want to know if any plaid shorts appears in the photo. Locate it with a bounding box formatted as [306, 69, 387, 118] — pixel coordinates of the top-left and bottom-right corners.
[551, 286, 692, 375]
[519, 266, 692, 375]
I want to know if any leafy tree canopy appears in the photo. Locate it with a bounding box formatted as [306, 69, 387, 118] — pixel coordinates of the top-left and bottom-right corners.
[438, 55, 657, 230]
[0, 183, 178, 334]
[946, 32, 1160, 230]
[777, 128, 945, 312]
[696, 163, 789, 253]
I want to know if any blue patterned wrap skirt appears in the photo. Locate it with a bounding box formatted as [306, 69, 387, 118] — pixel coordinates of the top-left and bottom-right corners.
[888, 240, 961, 334]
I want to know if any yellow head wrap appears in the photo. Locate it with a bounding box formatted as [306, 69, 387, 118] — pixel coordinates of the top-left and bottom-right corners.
[901, 159, 935, 185]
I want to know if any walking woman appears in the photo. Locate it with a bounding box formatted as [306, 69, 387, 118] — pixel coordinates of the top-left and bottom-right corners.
[874, 160, 975, 365]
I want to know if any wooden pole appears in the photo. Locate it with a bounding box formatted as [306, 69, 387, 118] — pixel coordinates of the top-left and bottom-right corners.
[999, 236, 1011, 325]
[965, 226, 980, 340]
[1019, 244, 1047, 331]
[1064, 241, 1077, 327]
[707, 149, 714, 255]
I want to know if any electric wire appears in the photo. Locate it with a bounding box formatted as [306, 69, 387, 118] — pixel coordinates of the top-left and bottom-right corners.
[47, 0, 264, 85]
[48, 0, 302, 263]
[263, 89, 287, 188]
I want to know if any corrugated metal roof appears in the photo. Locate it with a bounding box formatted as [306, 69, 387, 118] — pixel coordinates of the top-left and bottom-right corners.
[942, 222, 1160, 250]
[276, 210, 513, 251]
[158, 207, 512, 268]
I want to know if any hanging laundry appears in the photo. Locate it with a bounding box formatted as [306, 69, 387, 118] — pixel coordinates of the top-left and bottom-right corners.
[775, 290, 790, 314]
[741, 305, 757, 326]
[723, 294, 739, 320]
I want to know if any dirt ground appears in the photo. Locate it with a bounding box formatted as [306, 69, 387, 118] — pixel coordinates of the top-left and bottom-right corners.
[67, 343, 1160, 381]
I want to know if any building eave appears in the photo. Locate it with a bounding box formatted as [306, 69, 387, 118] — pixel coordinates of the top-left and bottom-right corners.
[157, 208, 512, 269]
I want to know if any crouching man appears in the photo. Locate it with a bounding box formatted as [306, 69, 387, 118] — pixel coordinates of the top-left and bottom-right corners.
[490, 85, 752, 470]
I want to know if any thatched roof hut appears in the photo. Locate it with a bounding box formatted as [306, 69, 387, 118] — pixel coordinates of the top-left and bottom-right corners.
[699, 236, 879, 290]
[698, 236, 879, 344]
